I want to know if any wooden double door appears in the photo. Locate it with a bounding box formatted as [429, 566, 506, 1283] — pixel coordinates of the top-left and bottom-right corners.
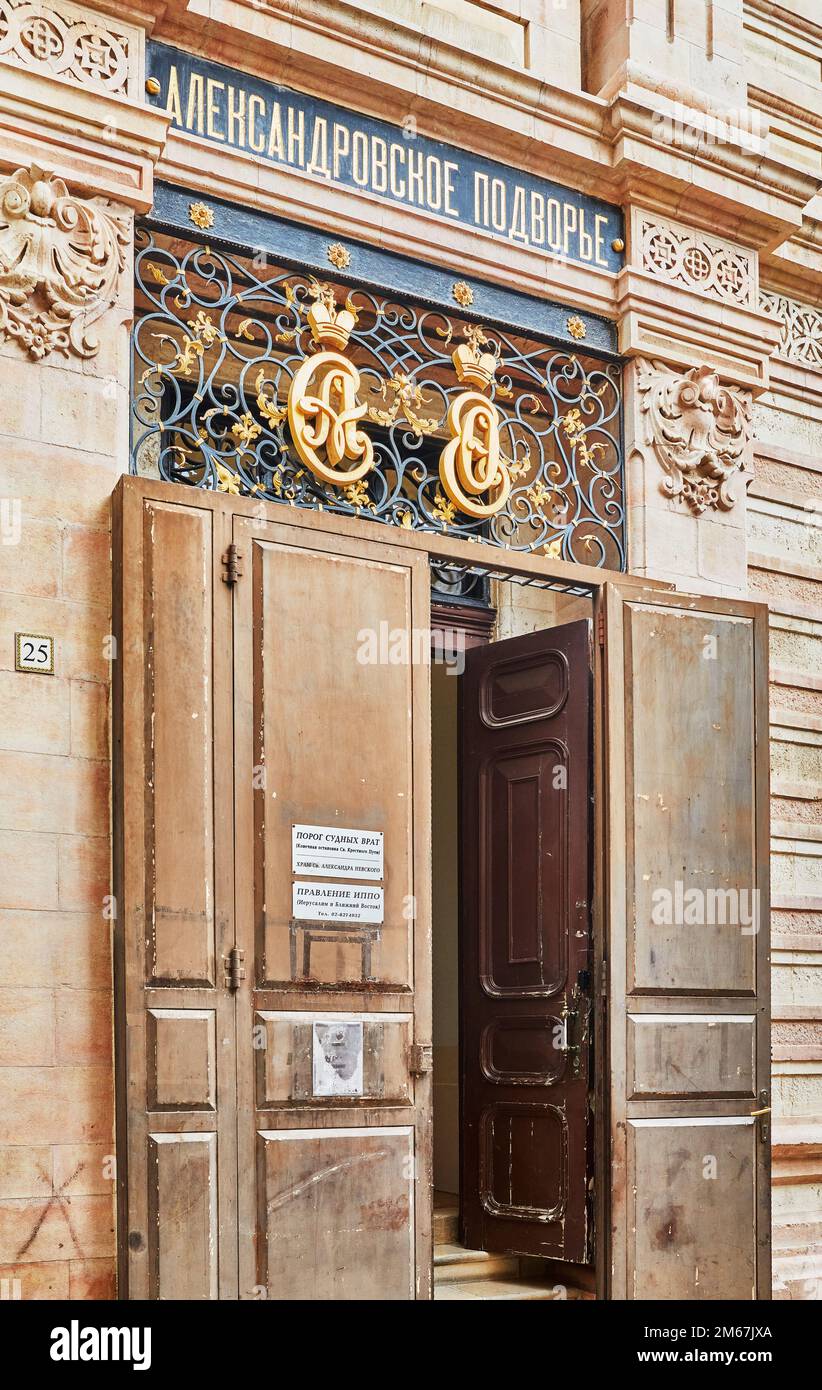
[114, 477, 770, 1300]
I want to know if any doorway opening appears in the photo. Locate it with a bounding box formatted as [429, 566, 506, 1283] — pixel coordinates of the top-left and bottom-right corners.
[431, 570, 597, 1300]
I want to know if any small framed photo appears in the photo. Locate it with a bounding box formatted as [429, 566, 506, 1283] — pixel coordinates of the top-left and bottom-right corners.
[312, 1020, 364, 1097]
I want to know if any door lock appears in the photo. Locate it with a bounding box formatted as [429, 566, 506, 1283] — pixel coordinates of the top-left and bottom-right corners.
[750, 1089, 770, 1142]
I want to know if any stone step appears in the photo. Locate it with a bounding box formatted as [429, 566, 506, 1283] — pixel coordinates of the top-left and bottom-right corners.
[435, 1275, 592, 1301]
[433, 1202, 459, 1245]
[434, 1242, 519, 1283]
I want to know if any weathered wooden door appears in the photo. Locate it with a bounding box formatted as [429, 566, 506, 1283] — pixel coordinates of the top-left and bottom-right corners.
[113, 488, 239, 1298]
[231, 513, 432, 1300]
[460, 621, 592, 1260]
[600, 584, 771, 1300]
[114, 479, 432, 1300]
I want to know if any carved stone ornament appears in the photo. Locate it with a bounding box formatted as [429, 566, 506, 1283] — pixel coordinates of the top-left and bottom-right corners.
[637, 360, 753, 514]
[0, 165, 129, 360]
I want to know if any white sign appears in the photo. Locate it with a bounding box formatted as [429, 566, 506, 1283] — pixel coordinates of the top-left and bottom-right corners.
[312, 1020, 364, 1097]
[292, 881, 384, 923]
[292, 824, 383, 880]
[15, 632, 54, 674]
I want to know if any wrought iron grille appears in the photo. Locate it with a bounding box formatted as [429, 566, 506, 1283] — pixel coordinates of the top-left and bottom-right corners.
[131, 227, 625, 569]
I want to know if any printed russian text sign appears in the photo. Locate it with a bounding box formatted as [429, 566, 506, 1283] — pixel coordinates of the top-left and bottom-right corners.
[292, 824, 384, 879]
[147, 42, 624, 272]
[292, 881, 384, 923]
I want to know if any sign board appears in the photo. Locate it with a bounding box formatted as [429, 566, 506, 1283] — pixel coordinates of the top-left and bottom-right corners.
[292, 881, 384, 923]
[292, 824, 384, 880]
[147, 42, 624, 272]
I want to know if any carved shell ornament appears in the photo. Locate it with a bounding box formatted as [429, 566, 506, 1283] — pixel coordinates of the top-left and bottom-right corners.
[0, 165, 129, 360]
[637, 361, 752, 514]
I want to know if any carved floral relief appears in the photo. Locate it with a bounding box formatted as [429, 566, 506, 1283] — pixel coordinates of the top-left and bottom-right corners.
[0, 165, 129, 360]
[636, 360, 753, 514]
[0, 0, 137, 96]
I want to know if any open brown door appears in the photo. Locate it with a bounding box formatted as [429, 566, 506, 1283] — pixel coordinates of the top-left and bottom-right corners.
[460, 620, 593, 1261]
[232, 512, 433, 1300]
[600, 584, 771, 1300]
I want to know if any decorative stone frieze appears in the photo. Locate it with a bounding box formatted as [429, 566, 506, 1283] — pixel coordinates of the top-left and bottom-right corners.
[0, 164, 129, 360]
[633, 210, 757, 309]
[759, 290, 822, 370]
[636, 360, 753, 514]
[0, 0, 139, 97]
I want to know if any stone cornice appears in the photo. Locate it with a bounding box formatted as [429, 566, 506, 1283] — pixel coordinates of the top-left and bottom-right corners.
[0, 62, 170, 209]
[3, 0, 821, 254]
[615, 267, 780, 394]
[606, 90, 820, 249]
[744, 0, 822, 55]
[139, 0, 822, 252]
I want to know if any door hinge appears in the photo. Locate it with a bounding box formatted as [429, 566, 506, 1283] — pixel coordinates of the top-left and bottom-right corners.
[599, 959, 608, 999]
[409, 1042, 433, 1076]
[221, 544, 244, 585]
[596, 610, 605, 647]
[224, 946, 245, 990]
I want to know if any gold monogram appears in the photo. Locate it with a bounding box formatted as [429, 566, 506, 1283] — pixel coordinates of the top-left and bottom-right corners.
[287, 351, 374, 486]
[438, 327, 510, 518]
[439, 392, 510, 519]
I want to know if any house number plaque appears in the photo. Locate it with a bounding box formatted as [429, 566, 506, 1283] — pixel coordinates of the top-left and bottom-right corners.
[14, 633, 54, 674]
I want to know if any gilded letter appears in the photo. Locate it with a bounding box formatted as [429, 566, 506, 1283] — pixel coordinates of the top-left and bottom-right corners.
[165, 65, 183, 126]
[248, 95, 266, 153]
[206, 78, 225, 140]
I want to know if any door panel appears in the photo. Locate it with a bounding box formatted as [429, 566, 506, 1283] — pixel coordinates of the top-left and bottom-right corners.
[233, 517, 432, 1300]
[257, 1127, 416, 1300]
[461, 620, 592, 1261]
[113, 493, 238, 1299]
[602, 584, 770, 1300]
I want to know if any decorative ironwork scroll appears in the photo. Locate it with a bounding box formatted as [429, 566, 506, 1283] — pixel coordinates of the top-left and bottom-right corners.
[131, 227, 625, 568]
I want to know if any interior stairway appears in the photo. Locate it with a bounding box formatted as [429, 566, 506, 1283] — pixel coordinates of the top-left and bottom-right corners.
[433, 1192, 593, 1301]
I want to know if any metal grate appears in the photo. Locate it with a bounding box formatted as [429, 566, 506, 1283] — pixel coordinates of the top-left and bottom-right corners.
[131, 226, 626, 570]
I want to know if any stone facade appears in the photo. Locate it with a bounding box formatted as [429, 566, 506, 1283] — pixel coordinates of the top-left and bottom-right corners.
[0, 0, 819, 1299]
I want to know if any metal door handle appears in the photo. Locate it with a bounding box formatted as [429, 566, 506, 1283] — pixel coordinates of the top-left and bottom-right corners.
[750, 1106, 771, 1117]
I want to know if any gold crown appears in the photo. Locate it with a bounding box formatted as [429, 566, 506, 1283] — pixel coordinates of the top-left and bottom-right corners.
[307, 300, 358, 350]
[452, 340, 497, 390]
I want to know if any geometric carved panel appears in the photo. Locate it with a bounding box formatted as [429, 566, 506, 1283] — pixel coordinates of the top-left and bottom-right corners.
[147, 1009, 216, 1111]
[144, 503, 216, 987]
[257, 1127, 414, 1299]
[255, 1011, 412, 1107]
[628, 1118, 757, 1300]
[254, 542, 414, 990]
[147, 1133, 218, 1300]
[480, 1016, 566, 1085]
[481, 747, 567, 997]
[626, 606, 757, 996]
[479, 1102, 566, 1221]
[628, 1014, 756, 1099]
[480, 649, 568, 727]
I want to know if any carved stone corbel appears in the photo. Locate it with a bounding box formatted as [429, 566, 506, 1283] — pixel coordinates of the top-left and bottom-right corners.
[0, 164, 129, 361]
[636, 359, 753, 514]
